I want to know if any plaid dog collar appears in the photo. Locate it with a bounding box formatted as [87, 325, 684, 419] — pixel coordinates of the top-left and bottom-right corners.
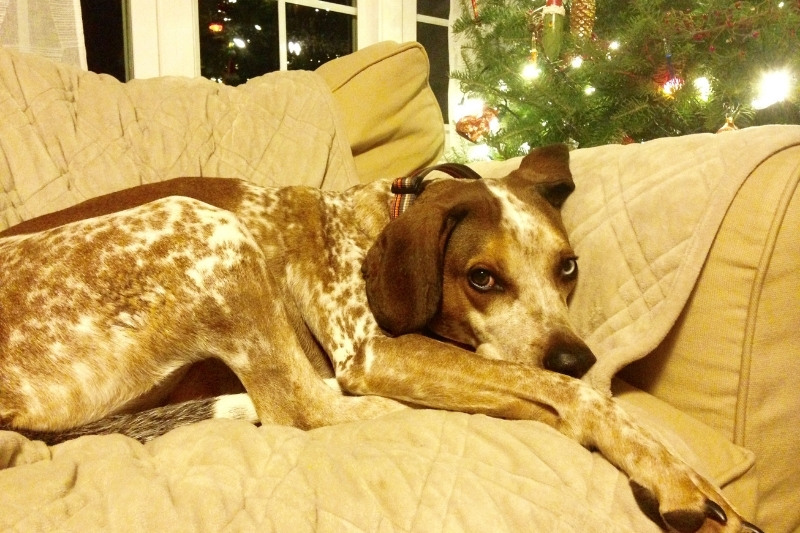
[390, 163, 483, 220]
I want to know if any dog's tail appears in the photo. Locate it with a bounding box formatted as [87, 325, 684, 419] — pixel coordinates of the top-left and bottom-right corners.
[6, 394, 259, 445]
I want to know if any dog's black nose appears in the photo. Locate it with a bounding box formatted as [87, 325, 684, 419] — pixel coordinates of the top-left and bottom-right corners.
[544, 345, 596, 378]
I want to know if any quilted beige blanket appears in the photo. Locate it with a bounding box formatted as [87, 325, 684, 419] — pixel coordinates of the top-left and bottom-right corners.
[2, 44, 798, 532]
[0, 48, 359, 230]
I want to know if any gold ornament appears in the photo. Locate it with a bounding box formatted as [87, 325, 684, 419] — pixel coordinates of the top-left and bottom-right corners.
[716, 116, 739, 133]
[570, 0, 596, 40]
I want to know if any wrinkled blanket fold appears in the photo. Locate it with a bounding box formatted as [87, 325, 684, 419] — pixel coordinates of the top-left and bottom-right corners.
[0, 47, 359, 231]
[2, 411, 663, 533]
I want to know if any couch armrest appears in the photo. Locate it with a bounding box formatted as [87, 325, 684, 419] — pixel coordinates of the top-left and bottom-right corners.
[316, 41, 444, 184]
[620, 145, 800, 533]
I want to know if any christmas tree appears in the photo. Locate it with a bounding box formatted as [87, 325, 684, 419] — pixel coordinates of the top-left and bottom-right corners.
[451, 0, 800, 158]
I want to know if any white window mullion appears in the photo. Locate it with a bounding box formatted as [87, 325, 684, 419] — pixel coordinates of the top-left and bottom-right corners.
[356, 1, 380, 48]
[416, 14, 448, 27]
[127, 0, 199, 79]
[288, 0, 356, 16]
[402, 0, 417, 41]
[278, 0, 288, 70]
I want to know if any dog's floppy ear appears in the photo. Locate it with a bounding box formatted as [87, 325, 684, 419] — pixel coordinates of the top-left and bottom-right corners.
[510, 143, 574, 208]
[362, 180, 469, 336]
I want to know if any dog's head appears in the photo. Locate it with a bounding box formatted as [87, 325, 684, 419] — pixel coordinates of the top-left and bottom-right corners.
[362, 144, 595, 378]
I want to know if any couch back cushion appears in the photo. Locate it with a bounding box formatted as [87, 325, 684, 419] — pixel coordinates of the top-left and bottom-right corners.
[316, 41, 444, 184]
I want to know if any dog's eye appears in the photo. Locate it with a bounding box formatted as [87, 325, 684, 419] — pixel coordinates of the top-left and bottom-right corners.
[560, 257, 579, 280]
[468, 268, 497, 292]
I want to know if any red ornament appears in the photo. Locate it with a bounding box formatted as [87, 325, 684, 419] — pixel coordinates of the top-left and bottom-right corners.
[456, 106, 499, 143]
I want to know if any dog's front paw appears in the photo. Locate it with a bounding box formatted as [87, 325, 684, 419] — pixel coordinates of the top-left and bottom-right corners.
[629, 480, 763, 533]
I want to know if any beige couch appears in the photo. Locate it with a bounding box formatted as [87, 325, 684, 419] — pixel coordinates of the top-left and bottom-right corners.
[619, 141, 800, 533]
[1, 41, 798, 533]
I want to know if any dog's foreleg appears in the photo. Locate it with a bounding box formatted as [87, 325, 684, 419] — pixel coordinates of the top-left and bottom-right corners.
[337, 335, 760, 533]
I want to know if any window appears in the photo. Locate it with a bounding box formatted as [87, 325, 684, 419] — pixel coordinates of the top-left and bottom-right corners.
[79, 0, 127, 81]
[198, 0, 357, 84]
[83, 1, 451, 121]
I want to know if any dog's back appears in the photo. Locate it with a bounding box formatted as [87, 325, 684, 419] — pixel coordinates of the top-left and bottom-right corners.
[0, 177, 388, 433]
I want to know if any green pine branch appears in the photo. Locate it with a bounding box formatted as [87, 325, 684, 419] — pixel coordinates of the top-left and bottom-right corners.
[452, 0, 800, 157]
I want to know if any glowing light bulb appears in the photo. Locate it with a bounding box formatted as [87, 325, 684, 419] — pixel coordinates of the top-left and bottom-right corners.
[469, 144, 492, 161]
[584, 85, 596, 95]
[232, 37, 246, 49]
[609, 41, 621, 51]
[662, 77, 684, 96]
[571, 56, 584, 69]
[752, 69, 793, 109]
[693, 77, 712, 101]
[288, 41, 302, 55]
[453, 97, 486, 122]
[522, 62, 542, 80]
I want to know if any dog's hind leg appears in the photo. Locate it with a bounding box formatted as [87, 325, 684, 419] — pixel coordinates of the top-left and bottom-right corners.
[186, 243, 406, 431]
[13, 387, 404, 445]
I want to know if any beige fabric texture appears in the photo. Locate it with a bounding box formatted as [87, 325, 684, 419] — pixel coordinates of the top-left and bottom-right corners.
[0, 46, 359, 230]
[621, 145, 800, 533]
[566, 126, 800, 391]
[316, 41, 444, 184]
[0, 410, 715, 533]
[475, 130, 800, 532]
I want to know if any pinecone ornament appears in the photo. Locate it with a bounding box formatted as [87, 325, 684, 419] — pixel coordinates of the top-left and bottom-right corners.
[570, 0, 596, 40]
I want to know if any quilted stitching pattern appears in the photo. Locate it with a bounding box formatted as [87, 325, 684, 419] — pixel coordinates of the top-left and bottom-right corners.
[564, 126, 800, 390]
[469, 126, 800, 391]
[0, 47, 359, 230]
[0, 411, 662, 532]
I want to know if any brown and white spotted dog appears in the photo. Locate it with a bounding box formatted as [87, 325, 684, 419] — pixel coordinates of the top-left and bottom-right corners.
[0, 145, 760, 533]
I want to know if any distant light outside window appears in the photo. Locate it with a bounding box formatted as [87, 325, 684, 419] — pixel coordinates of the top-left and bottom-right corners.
[286, 4, 354, 70]
[198, 0, 355, 85]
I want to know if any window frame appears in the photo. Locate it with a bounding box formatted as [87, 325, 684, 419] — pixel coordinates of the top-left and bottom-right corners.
[125, 0, 421, 79]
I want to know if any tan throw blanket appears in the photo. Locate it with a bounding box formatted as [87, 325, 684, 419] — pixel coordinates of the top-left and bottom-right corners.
[473, 125, 800, 391]
[0, 47, 359, 231]
[3, 411, 674, 533]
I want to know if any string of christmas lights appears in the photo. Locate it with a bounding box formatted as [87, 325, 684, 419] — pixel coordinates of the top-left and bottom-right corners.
[452, 0, 800, 160]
